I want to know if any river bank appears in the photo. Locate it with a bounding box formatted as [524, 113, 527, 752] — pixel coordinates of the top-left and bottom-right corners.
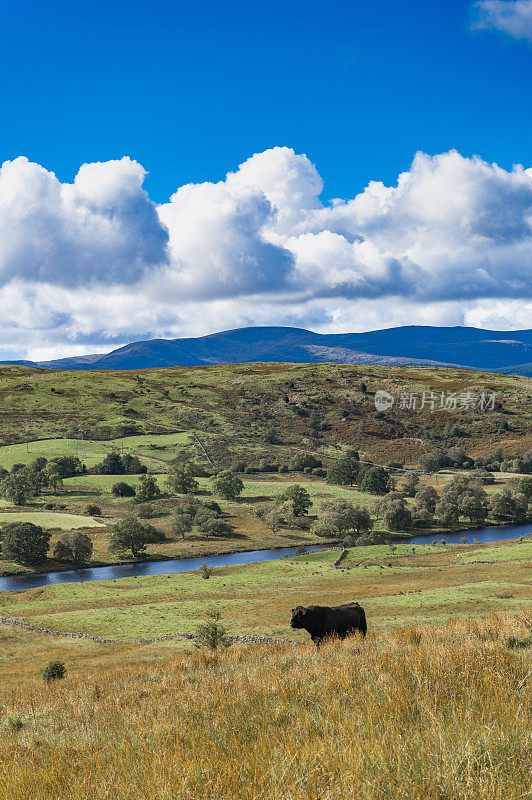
[1, 520, 530, 592]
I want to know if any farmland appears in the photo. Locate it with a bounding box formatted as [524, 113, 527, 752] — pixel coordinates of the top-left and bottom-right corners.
[0, 364, 530, 799]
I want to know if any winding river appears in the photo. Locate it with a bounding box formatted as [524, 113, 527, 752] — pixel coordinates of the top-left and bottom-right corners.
[0, 522, 529, 592]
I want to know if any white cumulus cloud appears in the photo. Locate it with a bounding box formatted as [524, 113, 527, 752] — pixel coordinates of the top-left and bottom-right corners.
[473, 0, 532, 42]
[0, 146, 531, 360]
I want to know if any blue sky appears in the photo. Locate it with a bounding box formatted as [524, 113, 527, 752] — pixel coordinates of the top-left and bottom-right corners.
[0, 0, 531, 359]
[2, 0, 530, 202]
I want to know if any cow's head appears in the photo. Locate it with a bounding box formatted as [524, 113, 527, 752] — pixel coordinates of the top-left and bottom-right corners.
[290, 606, 309, 629]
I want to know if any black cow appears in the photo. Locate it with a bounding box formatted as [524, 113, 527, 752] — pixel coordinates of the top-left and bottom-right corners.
[290, 602, 367, 647]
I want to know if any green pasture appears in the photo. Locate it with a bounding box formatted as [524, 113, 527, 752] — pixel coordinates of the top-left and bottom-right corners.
[0, 432, 190, 472]
[0, 539, 529, 640]
[0, 511, 104, 529]
[195, 475, 376, 509]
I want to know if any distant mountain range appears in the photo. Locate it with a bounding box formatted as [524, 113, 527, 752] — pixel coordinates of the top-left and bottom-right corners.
[3, 326, 532, 374]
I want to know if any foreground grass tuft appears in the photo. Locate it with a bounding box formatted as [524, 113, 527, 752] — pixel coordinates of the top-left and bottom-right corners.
[0, 612, 529, 799]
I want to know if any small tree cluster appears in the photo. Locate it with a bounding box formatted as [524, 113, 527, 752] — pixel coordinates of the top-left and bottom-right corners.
[53, 532, 93, 563]
[314, 498, 372, 539]
[95, 453, 147, 475]
[172, 499, 233, 539]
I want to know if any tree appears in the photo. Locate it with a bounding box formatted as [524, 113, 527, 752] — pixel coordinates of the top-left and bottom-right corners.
[140, 522, 165, 543]
[212, 471, 243, 501]
[489, 489, 528, 522]
[460, 495, 487, 524]
[350, 505, 373, 535]
[171, 512, 194, 539]
[446, 447, 467, 467]
[326, 457, 359, 486]
[435, 498, 460, 526]
[518, 476, 532, 500]
[195, 507, 219, 528]
[319, 499, 372, 536]
[0, 471, 38, 505]
[121, 454, 147, 474]
[49, 456, 84, 478]
[135, 474, 161, 503]
[1, 522, 51, 565]
[109, 517, 153, 558]
[288, 454, 322, 471]
[310, 520, 338, 538]
[43, 463, 63, 494]
[412, 499, 433, 527]
[264, 507, 282, 533]
[276, 484, 312, 516]
[166, 463, 199, 495]
[383, 499, 413, 531]
[95, 453, 125, 475]
[419, 452, 442, 473]
[414, 485, 439, 514]
[402, 472, 420, 497]
[53, 532, 93, 562]
[72, 532, 93, 561]
[360, 466, 390, 495]
[112, 481, 136, 497]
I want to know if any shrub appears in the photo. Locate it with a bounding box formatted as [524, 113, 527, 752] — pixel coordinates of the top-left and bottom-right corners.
[43, 660, 66, 682]
[85, 504, 101, 516]
[112, 482, 136, 497]
[203, 518, 234, 537]
[200, 562, 212, 579]
[194, 611, 231, 650]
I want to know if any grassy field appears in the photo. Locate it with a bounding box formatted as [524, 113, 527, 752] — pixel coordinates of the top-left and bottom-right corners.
[0, 511, 104, 530]
[0, 611, 529, 799]
[0, 432, 190, 472]
[0, 539, 529, 642]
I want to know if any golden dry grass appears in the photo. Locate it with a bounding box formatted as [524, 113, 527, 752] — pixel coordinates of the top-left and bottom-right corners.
[0, 612, 529, 800]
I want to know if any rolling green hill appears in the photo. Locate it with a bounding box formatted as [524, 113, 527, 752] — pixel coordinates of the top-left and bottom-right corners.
[0, 362, 530, 468]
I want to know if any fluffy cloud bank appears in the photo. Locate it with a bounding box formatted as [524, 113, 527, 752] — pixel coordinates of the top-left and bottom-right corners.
[473, 0, 532, 42]
[1, 147, 532, 359]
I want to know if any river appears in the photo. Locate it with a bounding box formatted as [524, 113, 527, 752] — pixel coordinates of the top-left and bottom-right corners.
[0, 522, 529, 592]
